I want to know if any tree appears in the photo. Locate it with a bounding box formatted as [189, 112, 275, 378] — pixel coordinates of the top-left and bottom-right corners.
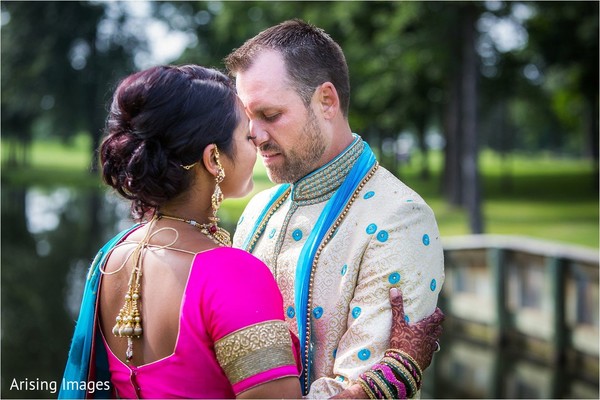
[156, 1, 595, 234]
[1, 1, 143, 171]
[525, 1, 599, 181]
[160, 1, 488, 231]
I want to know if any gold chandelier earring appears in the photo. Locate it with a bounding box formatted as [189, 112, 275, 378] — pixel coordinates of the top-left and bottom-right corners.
[207, 147, 231, 246]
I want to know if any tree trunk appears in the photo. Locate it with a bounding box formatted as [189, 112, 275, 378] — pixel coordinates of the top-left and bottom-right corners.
[85, 29, 103, 174]
[442, 9, 464, 207]
[499, 100, 513, 193]
[443, 68, 463, 207]
[461, 6, 484, 234]
[416, 117, 430, 180]
[586, 94, 599, 190]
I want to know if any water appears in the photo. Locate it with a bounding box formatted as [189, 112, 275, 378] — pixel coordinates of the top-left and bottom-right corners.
[421, 333, 599, 398]
[1, 186, 598, 399]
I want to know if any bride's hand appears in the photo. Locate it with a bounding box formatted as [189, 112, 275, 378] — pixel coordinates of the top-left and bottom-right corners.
[389, 287, 444, 370]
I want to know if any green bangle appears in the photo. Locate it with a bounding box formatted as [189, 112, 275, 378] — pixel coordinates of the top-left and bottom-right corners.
[386, 349, 423, 377]
[367, 370, 395, 399]
[357, 376, 377, 400]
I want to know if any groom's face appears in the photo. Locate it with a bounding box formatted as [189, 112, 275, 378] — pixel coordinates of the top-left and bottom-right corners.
[235, 50, 327, 184]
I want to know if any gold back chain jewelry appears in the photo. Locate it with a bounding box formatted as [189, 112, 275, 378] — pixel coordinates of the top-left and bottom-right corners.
[110, 215, 158, 363]
[109, 146, 231, 363]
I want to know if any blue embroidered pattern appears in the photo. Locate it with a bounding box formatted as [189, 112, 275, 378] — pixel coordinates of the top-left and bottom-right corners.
[268, 228, 277, 239]
[287, 306, 296, 318]
[358, 349, 371, 361]
[313, 306, 324, 319]
[292, 229, 303, 241]
[366, 223, 377, 235]
[422, 234, 430, 246]
[377, 230, 389, 242]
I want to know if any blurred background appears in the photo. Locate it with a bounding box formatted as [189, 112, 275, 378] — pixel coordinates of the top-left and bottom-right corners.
[1, 1, 598, 398]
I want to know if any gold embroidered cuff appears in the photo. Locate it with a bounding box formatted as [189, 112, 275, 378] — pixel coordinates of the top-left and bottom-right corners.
[215, 320, 295, 385]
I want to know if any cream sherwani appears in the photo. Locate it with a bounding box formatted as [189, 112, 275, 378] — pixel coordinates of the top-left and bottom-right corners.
[233, 137, 444, 398]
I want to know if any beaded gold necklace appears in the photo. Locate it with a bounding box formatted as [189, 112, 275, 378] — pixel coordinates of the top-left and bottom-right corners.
[157, 213, 232, 247]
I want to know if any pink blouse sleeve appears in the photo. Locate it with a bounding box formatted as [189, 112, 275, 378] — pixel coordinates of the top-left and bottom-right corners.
[197, 247, 300, 395]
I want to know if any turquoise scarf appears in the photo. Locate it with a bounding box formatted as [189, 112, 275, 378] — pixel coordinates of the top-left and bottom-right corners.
[294, 143, 376, 393]
[59, 224, 139, 399]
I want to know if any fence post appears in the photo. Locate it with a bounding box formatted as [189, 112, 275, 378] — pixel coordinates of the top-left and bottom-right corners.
[547, 256, 568, 364]
[488, 248, 508, 344]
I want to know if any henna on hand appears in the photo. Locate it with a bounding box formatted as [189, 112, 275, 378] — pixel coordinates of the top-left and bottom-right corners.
[388, 287, 445, 370]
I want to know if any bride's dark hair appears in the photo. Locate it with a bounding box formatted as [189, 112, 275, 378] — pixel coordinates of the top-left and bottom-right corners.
[100, 65, 239, 220]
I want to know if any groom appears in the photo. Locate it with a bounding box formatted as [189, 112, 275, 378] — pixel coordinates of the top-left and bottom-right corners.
[226, 19, 445, 398]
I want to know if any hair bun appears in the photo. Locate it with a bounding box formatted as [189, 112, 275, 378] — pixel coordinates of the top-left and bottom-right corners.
[100, 64, 239, 220]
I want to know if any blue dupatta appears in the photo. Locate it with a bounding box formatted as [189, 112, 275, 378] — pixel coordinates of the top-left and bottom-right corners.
[294, 143, 376, 393]
[59, 224, 140, 399]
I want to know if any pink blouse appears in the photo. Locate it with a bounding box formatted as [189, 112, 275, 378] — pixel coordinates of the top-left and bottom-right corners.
[103, 247, 300, 398]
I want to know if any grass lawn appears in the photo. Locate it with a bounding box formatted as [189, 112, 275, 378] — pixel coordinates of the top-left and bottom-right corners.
[2, 135, 101, 188]
[2, 136, 598, 249]
[401, 150, 599, 248]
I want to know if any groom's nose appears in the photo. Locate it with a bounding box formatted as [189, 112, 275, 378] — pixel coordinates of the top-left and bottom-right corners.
[249, 120, 270, 147]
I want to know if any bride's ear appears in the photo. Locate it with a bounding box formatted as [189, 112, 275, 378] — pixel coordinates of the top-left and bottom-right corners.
[202, 144, 219, 177]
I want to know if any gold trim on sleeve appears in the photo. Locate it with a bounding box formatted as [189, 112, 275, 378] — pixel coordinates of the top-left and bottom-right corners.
[215, 320, 296, 385]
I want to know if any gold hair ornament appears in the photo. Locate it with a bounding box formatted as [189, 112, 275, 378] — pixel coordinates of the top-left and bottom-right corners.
[181, 162, 198, 170]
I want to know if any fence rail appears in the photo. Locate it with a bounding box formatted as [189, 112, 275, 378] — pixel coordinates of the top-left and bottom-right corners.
[440, 234, 599, 375]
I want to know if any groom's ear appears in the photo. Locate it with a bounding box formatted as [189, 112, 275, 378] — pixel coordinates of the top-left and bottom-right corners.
[316, 82, 340, 120]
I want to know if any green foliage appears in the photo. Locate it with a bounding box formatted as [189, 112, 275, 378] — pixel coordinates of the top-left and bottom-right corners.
[3, 1, 597, 158]
[1, 135, 98, 188]
[2, 1, 597, 235]
[522, 1, 599, 156]
[1, 1, 142, 169]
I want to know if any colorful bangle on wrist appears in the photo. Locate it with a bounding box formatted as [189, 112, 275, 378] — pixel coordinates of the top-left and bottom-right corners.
[385, 349, 423, 388]
[357, 375, 377, 399]
[367, 370, 395, 399]
[386, 349, 423, 379]
[376, 363, 408, 399]
[356, 348, 426, 399]
[380, 358, 415, 397]
[364, 370, 387, 399]
[358, 362, 411, 398]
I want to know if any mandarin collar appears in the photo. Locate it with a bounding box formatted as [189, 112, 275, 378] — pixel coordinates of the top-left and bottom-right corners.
[291, 135, 364, 203]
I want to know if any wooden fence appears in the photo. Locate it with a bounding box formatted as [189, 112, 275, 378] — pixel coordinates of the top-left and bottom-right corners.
[439, 234, 598, 376]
